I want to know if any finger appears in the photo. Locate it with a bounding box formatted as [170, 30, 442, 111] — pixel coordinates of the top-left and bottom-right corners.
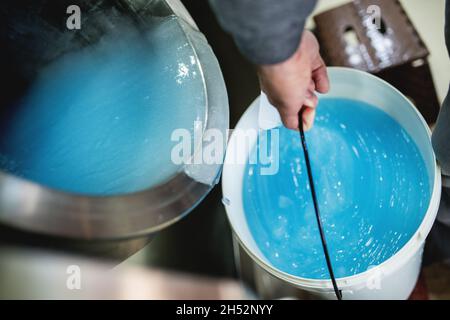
[312, 57, 330, 93]
[278, 93, 316, 130]
[278, 105, 302, 130]
[308, 80, 316, 93]
[304, 91, 318, 109]
[280, 113, 300, 131]
[302, 107, 316, 131]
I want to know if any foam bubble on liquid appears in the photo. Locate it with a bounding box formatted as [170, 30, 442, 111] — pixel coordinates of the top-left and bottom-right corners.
[243, 98, 430, 279]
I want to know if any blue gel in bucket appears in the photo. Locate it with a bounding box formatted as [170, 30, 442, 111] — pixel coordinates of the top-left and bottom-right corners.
[243, 98, 431, 279]
[0, 16, 205, 195]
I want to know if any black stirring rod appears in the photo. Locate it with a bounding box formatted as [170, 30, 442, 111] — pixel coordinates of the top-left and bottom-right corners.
[298, 109, 342, 300]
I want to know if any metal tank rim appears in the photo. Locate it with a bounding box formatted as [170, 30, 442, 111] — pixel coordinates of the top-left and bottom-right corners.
[0, 0, 229, 240]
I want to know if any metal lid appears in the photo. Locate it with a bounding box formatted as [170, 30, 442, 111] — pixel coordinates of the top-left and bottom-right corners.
[0, 0, 229, 239]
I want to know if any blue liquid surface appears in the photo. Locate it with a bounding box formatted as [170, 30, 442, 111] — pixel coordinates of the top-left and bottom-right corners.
[0, 16, 205, 195]
[243, 98, 430, 279]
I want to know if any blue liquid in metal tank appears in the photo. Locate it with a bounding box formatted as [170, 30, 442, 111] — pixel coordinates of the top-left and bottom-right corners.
[243, 98, 431, 279]
[0, 16, 205, 195]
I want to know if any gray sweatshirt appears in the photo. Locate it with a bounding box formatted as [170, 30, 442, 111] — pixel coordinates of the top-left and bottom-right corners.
[432, 0, 450, 177]
[208, 0, 317, 65]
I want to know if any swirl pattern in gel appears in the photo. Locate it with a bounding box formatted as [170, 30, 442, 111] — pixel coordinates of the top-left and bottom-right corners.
[243, 98, 430, 279]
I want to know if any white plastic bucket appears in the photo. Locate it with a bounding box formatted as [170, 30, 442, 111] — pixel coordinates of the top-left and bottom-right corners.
[222, 67, 442, 299]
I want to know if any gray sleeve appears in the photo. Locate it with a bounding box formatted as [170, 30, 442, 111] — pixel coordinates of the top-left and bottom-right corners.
[208, 0, 317, 65]
[432, 1, 450, 176]
[432, 87, 450, 176]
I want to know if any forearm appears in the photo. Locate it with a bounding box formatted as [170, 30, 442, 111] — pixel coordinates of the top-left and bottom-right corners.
[208, 0, 317, 65]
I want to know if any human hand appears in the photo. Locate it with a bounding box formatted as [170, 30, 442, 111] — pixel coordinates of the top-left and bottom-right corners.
[257, 30, 329, 131]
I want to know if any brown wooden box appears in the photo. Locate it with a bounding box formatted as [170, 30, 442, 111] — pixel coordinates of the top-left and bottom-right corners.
[314, 0, 440, 124]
